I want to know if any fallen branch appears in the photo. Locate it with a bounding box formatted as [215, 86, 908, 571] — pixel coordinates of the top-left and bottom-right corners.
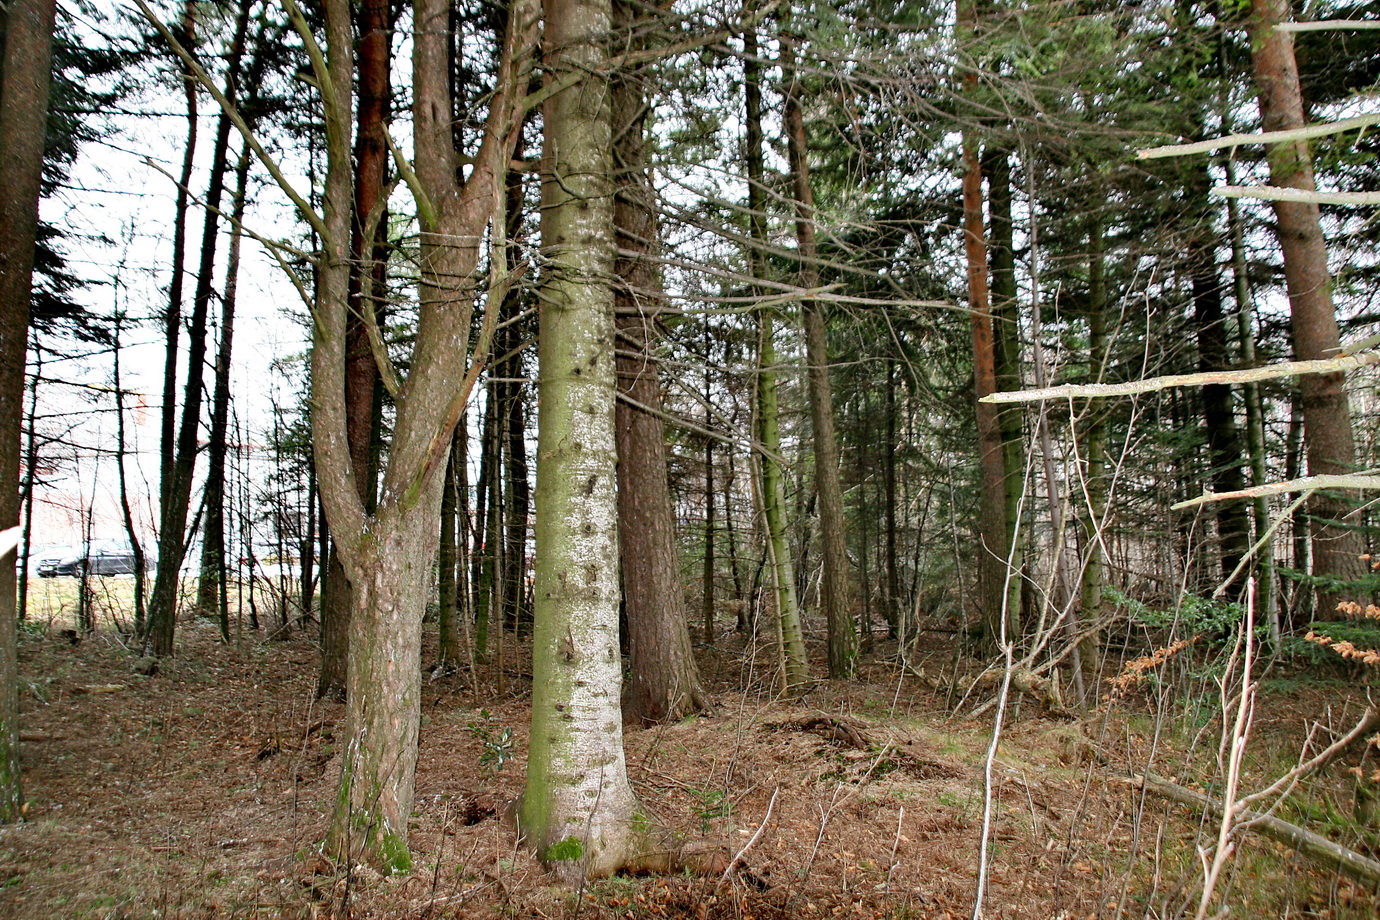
[1212, 185, 1380, 206]
[1130, 772, 1380, 886]
[1137, 112, 1380, 160]
[1172, 473, 1380, 510]
[980, 352, 1380, 404]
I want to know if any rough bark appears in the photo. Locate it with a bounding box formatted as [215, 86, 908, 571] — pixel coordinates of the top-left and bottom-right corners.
[783, 27, 856, 679]
[612, 0, 710, 725]
[1187, 164, 1249, 588]
[745, 23, 808, 690]
[958, 136, 1009, 648]
[518, 0, 663, 877]
[318, 0, 391, 697]
[0, 0, 56, 824]
[315, 0, 537, 871]
[1248, 0, 1366, 608]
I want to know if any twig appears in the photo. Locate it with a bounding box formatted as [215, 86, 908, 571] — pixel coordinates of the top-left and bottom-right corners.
[1194, 581, 1256, 920]
[1240, 706, 1380, 811]
[885, 805, 905, 896]
[718, 785, 778, 888]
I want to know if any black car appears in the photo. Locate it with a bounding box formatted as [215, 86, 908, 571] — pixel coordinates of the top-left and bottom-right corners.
[50, 542, 145, 577]
[33, 546, 76, 578]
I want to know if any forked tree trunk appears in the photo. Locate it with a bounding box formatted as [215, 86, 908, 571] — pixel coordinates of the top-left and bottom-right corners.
[1248, 0, 1366, 609]
[311, 0, 536, 871]
[0, 0, 57, 823]
[518, 0, 663, 877]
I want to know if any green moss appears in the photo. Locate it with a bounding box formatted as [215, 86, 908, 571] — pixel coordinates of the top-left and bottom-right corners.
[546, 835, 584, 862]
[379, 829, 414, 875]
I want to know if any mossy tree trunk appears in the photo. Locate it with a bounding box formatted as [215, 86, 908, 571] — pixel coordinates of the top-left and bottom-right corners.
[518, 0, 664, 878]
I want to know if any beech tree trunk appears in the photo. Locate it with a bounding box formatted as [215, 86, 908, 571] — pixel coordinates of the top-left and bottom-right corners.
[0, 0, 56, 824]
[612, 0, 711, 725]
[1248, 0, 1366, 608]
[519, 0, 661, 877]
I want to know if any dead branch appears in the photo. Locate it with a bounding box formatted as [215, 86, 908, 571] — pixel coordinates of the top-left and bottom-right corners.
[1172, 474, 1380, 510]
[1130, 772, 1380, 886]
[981, 351, 1380, 404]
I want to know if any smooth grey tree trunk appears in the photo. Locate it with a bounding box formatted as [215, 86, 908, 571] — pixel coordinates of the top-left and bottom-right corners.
[518, 0, 666, 878]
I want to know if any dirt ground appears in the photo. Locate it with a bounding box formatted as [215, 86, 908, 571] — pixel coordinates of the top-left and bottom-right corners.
[1, 610, 1376, 919]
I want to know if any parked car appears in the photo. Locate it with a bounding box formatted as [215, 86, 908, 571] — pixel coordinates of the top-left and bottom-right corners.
[33, 545, 77, 578]
[50, 541, 148, 577]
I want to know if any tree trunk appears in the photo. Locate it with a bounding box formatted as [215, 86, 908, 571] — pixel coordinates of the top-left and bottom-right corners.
[1186, 162, 1249, 588]
[437, 430, 461, 665]
[160, 0, 197, 520]
[703, 437, 716, 645]
[1078, 219, 1108, 684]
[0, 0, 56, 824]
[985, 148, 1025, 631]
[324, 510, 437, 873]
[1224, 165, 1277, 637]
[612, 0, 710, 725]
[146, 1, 251, 657]
[519, 0, 662, 876]
[1248, 0, 1366, 609]
[783, 27, 856, 679]
[318, 0, 391, 697]
[745, 23, 808, 691]
[196, 139, 253, 639]
[958, 134, 1009, 649]
[312, 0, 536, 871]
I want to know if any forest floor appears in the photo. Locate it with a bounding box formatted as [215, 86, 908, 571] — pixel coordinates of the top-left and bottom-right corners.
[1, 583, 1378, 919]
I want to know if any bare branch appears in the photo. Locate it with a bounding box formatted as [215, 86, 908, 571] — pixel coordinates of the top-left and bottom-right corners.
[1136, 112, 1380, 160]
[1214, 184, 1380, 206]
[1173, 474, 1380, 511]
[981, 352, 1380, 404]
